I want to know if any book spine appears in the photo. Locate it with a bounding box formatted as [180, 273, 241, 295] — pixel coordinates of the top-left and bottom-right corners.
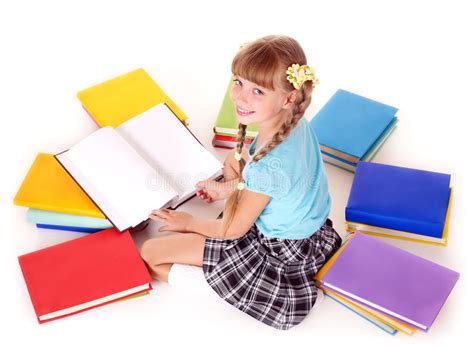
[36, 224, 102, 233]
[345, 208, 444, 238]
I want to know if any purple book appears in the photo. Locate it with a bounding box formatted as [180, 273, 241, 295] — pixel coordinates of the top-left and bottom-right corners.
[320, 232, 459, 331]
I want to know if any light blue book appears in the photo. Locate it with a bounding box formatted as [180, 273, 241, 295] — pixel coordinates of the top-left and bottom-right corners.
[325, 292, 398, 335]
[321, 117, 398, 172]
[27, 208, 113, 229]
[310, 89, 398, 165]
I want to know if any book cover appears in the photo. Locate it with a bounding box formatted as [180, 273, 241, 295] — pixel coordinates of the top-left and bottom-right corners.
[213, 76, 259, 137]
[18, 228, 152, 323]
[346, 187, 452, 246]
[346, 162, 451, 238]
[27, 208, 113, 229]
[309, 89, 398, 160]
[315, 235, 416, 335]
[14, 153, 105, 218]
[78, 68, 189, 128]
[319, 232, 459, 331]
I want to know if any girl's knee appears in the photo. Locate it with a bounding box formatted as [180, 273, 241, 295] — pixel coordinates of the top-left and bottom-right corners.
[140, 238, 161, 265]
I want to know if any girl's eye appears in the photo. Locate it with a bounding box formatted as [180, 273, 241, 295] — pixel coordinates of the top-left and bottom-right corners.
[254, 89, 264, 96]
[233, 78, 242, 86]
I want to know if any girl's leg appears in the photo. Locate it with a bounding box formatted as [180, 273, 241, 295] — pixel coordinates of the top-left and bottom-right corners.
[140, 232, 207, 282]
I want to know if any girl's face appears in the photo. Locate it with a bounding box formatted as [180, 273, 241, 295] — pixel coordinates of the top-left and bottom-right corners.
[230, 75, 294, 127]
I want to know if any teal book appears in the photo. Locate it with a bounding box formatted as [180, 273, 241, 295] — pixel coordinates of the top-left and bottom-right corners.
[27, 208, 113, 229]
[310, 89, 398, 165]
[321, 117, 398, 172]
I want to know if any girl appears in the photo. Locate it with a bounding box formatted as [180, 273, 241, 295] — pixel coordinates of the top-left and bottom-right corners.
[141, 35, 342, 330]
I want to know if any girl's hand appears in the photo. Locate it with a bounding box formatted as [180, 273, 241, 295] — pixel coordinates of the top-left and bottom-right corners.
[195, 179, 235, 203]
[149, 209, 193, 233]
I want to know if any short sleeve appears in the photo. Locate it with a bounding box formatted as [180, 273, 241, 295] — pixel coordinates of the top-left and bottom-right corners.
[243, 158, 292, 200]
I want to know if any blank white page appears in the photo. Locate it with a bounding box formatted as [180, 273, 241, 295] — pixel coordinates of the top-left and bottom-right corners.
[56, 126, 179, 231]
[117, 104, 223, 199]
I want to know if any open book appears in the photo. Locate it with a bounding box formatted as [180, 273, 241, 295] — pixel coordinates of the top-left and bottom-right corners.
[56, 103, 224, 232]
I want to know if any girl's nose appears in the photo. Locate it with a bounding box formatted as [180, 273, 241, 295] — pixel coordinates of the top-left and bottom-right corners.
[233, 87, 251, 104]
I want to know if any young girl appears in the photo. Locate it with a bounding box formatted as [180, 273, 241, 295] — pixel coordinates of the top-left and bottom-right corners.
[141, 35, 342, 330]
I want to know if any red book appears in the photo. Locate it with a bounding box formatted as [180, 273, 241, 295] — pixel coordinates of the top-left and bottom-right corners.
[18, 228, 152, 323]
[212, 134, 253, 149]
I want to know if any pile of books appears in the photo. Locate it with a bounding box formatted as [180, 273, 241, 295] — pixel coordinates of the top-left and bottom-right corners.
[345, 162, 453, 246]
[14, 68, 224, 323]
[316, 232, 459, 335]
[309, 89, 398, 172]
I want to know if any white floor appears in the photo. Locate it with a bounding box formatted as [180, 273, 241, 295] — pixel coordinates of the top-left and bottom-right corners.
[1, 1, 471, 346]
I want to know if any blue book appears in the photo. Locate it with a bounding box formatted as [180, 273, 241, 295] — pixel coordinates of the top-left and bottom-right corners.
[321, 117, 398, 172]
[36, 224, 103, 233]
[310, 89, 398, 165]
[345, 162, 452, 245]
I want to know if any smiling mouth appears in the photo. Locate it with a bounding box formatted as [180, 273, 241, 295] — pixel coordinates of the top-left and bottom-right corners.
[236, 106, 255, 116]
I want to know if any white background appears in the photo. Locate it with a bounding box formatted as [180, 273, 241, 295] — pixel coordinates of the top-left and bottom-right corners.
[1, 0, 472, 346]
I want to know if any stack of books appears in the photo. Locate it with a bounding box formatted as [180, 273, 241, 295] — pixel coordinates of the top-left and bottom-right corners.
[15, 69, 224, 323]
[212, 77, 258, 149]
[14, 153, 111, 233]
[345, 162, 453, 246]
[315, 232, 459, 335]
[309, 89, 398, 172]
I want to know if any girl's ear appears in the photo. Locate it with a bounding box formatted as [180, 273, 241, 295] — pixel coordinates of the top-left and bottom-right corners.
[281, 90, 298, 110]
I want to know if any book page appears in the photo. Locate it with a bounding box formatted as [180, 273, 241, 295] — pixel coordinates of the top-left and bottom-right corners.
[56, 126, 179, 231]
[116, 104, 223, 200]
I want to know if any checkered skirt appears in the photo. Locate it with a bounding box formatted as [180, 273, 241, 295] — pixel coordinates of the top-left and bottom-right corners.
[202, 212, 342, 330]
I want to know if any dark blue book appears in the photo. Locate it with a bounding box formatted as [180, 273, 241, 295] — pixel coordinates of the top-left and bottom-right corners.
[36, 224, 102, 233]
[310, 89, 398, 169]
[345, 162, 452, 245]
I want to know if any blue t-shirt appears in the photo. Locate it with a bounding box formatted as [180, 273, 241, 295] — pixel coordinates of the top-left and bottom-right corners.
[242, 117, 331, 240]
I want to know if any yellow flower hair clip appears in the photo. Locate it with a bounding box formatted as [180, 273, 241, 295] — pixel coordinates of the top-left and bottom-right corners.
[286, 64, 319, 90]
[236, 182, 245, 191]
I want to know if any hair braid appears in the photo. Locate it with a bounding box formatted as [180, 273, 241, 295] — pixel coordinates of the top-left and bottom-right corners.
[220, 123, 247, 236]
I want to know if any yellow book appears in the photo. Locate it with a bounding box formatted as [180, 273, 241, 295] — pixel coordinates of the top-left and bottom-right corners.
[14, 153, 105, 218]
[77, 68, 189, 128]
[345, 187, 454, 246]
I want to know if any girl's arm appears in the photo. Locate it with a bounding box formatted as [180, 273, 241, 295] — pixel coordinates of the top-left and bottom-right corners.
[188, 189, 271, 240]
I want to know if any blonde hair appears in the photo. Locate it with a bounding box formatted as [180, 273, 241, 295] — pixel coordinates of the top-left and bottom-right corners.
[220, 35, 315, 237]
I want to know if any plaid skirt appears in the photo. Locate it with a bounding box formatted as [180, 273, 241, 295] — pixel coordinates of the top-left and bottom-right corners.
[202, 212, 342, 330]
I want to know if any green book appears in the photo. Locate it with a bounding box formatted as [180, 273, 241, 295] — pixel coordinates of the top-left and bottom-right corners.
[27, 208, 113, 229]
[118, 291, 150, 302]
[213, 77, 258, 138]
